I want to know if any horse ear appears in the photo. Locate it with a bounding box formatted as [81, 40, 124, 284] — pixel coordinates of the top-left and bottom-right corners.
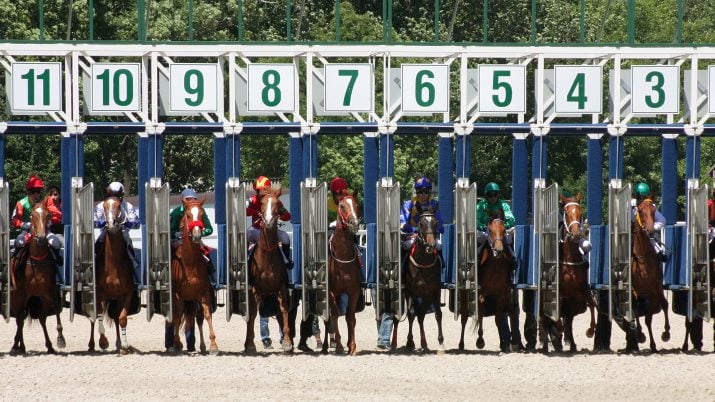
[199, 195, 207, 205]
[576, 192, 582, 202]
[559, 194, 565, 204]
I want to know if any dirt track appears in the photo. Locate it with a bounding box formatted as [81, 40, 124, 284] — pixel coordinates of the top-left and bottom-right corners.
[0, 293, 714, 401]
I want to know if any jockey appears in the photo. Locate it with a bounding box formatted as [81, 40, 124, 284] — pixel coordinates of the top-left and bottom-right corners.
[170, 188, 214, 269]
[246, 175, 293, 269]
[11, 175, 63, 265]
[46, 184, 63, 235]
[476, 182, 515, 260]
[400, 176, 444, 251]
[327, 177, 360, 238]
[631, 182, 669, 262]
[93, 181, 141, 284]
[560, 189, 592, 257]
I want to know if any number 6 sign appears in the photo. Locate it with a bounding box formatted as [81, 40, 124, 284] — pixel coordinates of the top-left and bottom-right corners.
[401, 64, 450, 113]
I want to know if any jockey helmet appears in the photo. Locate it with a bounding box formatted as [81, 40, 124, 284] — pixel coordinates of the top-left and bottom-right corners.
[181, 188, 198, 200]
[484, 182, 500, 195]
[635, 182, 650, 197]
[561, 189, 574, 198]
[107, 182, 124, 197]
[25, 175, 45, 191]
[255, 176, 271, 192]
[330, 177, 348, 194]
[414, 176, 432, 190]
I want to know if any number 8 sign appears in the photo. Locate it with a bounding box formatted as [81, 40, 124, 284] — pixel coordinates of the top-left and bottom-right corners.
[247, 64, 296, 113]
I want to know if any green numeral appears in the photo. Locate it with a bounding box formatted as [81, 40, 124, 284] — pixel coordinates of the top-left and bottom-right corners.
[262, 70, 281, 107]
[184, 69, 204, 107]
[415, 70, 435, 107]
[645, 71, 665, 108]
[338, 69, 358, 106]
[97, 68, 134, 107]
[566, 73, 588, 110]
[492, 70, 512, 107]
[21, 68, 51, 106]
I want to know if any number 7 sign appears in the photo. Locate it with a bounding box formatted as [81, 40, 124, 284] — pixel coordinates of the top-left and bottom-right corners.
[323, 64, 373, 112]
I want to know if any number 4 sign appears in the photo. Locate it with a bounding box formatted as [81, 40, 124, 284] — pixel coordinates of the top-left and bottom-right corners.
[554, 65, 602, 114]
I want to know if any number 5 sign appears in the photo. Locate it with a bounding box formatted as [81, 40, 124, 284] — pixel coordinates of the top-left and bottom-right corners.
[401, 64, 449, 113]
[478, 65, 526, 113]
[631, 65, 680, 114]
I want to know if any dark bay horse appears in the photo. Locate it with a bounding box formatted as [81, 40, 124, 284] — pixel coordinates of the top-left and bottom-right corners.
[169, 198, 218, 354]
[323, 193, 361, 355]
[245, 185, 292, 353]
[394, 211, 444, 351]
[557, 193, 596, 352]
[460, 214, 515, 352]
[89, 196, 136, 354]
[681, 238, 715, 352]
[9, 197, 63, 353]
[627, 198, 671, 352]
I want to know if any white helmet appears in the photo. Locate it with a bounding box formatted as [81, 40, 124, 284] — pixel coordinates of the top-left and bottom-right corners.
[108, 181, 124, 195]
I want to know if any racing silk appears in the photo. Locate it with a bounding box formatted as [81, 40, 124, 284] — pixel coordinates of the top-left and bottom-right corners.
[631, 199, 666, 230]
[708, 198, 715, 226]
[93, 200, 140, 229]
[246, 194, 291, 229]
[11, 196, 33, 229]
[400, 198, 444, 234]
[169, 205, 213, 240]
[476, 198, 515, 231]
[47, 197, 62, 225]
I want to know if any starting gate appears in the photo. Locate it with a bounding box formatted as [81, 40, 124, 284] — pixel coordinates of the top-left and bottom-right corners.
[608, 180, 633, 322]
[375, 178, 402, 319]
[225, 178, 249, 321]
[686, 180, 711, 322]
[535, 182, 560, 323]
[0, 181, 10, 321]
[145, 179, 172, 322]
[300, 179, 329, 320]
[453, 179, 478, 320]
[70, 180, 96, 322]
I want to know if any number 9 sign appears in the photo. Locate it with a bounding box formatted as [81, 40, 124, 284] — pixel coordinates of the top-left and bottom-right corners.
[169, 64, 220, 113]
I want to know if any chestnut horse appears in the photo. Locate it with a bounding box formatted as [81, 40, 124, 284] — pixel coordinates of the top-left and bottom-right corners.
[169, 198, 218, 354]
[628, 198, 671, 352]
[460, 213, 515, 352]
[9, 197, 63, 353]
[394, 211, 444, 352]
[245, 185, 293, 353]
[557, 193, 596, 352]
[323, 193, 361, 355]
[89, 196, 136, 354]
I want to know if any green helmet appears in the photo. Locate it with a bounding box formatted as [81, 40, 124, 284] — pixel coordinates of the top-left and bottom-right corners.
[484, 182, 500, 194]
[635, 182, 650, 196]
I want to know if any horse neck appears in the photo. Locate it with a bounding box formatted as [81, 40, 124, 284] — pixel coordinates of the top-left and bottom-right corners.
[179, 232, 204, 264]
[331, 227, 354, 259]
[258, 225, 279, 250]
[28, 236, 49, 260]
[632, 225, 657, 265]
[561, 236, 581, 263]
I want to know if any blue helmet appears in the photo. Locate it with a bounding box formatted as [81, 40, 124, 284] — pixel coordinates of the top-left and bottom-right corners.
[414, 176, 432, 190]
[181, 188, 198, 200]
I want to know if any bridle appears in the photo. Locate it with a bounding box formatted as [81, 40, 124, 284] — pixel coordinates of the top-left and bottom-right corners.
[409, 212, 438, 269]
[257, 194, 280, 251]
[330, 195, 359, 264]
[487, 218, 505, 257]
[561, 201, 583, 242]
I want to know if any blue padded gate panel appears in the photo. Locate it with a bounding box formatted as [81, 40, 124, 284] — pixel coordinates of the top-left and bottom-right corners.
[664, 224, 686, 289]
[441, 223, 454, 286]
[291, 223, 302, 286]
[366, 223, 377, 287]
[514, 224, 532, 287]
[589, 224, 608, 289]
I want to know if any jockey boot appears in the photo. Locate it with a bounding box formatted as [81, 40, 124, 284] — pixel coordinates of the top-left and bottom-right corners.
[281, 244, 294, 270]
[51, 247, 63, 267]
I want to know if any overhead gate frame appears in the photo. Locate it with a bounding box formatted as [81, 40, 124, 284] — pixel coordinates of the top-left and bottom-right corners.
[453, 179, 478, 320]
[300, 179, 329, 321]
[225, 178, 249, 321]
[686, 179, 711, 322]
[145, 179, 172, 322]
[375, 179, 402, 319]
[608, 180, 633, 322]
[535, 181, 560, 323]
[70, 180, 96, 322]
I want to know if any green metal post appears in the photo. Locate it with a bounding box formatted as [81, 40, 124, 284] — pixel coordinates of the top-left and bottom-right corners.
[531, 0, 536, 44]
[39, 0, 45, 40]
[383, 0, 387, 41]
[676, 0, 683, 44]
[286, 0, 292, 41]
[335, 0, 341, 41]
[387, 0, 392, 42]
[627, 0, 635, 45]
[580, 0, 585, 43]
[188, 0, 194, 40]
[482, 0, 488, 43]
[434, 0, 440, 42]
[138, 0, 146, 41]
[89, 0, 95, 40]
[237, 0, 244, 41]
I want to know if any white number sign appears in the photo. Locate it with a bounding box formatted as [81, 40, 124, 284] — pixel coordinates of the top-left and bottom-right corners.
[169, 64, 219, 112]
[554, 65, 602, 114]
[631, 65, 679, 114]
[247, 64, 296, 112]
[90, 63, 141, 113]
[10, 62, 62, 113]
[323, 64, 373, 112]
[478, 65, 526, 113]
[401, 64, 449, 113]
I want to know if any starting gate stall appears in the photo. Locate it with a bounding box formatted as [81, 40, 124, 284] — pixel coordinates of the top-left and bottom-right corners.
[225, 177, 249, 321]
[534, 181, 560, 323]
[0, 181, 10, 321]
[300, 179, 329, 320]
[69, 180, 96, 322]
[685, 180, 711, 321]
[452, 179, 478, 320]
[375, 178, 402, 319]
[145, 179, 171, 322]
[608, 180, 633, 322]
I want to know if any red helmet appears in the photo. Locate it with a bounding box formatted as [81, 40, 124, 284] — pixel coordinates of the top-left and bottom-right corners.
[255, 176, 271, 192]
[330, 177, 348, 193]
[26, 175, 45, 191]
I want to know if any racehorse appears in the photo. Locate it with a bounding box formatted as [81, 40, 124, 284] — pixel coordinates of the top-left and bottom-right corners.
[394, 211, 444, 352]
[9, 197, 63, 353]
[681, 229, 715, 352]
[323, 193, 362, 355]
[556, 193, 596, 352]
[169, 197, 218, 354]
[89, 196, 136, 354]
[626, 198, 671, 352]
[245, 184, 293, 353]
[459, 212, 515, 352]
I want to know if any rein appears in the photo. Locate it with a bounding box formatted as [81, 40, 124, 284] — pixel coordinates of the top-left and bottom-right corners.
[329, 244, 357, 264]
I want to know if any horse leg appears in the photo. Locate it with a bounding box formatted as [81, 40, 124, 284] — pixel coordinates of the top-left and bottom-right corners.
[321, 318, 330, 354]
[563, 314, 576, 353]
[278, 289, 293, 353]
[118, 293, 132, 354]
[417, 312, 428, 351]
[586, 293, 597, 338]
[98, 302, 109, 350]
[171, 299, 184, 352]
[458, 309, 468, 351]
[39, 315, 55, 354]
[645, 313, 657, 352]
[682, 320, 691, 352]
[346, 292, 358, 356]
[184, 304, 196, 352]
[476, 314, 485, 350]
[55, 313, 66, 349]
[435, 298, 444, 350]
[390, 318, 399, 352]
[495, 297, 509, 353]
[635, 316, 646, 344]
[200, 298, 219, 355]
[405, 307, 415, 350]
[12, 316, 26, 354]
[660, 295, 671, 342]
[244, 291, 257, 354]
[195, 307, 207, 354]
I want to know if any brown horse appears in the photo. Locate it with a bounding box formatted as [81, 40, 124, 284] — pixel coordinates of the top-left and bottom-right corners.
[628, 198, 671, 352]
[89, 196, 136, 354]
[557, 193, 597, 352]
[9, 197, 63, 353]
[323, 193, 361, 355]
[245, 185, 292, 353]
[394, 211, 444, 352]
[460, 213, 515, 352]
[169, 198, 218, 354]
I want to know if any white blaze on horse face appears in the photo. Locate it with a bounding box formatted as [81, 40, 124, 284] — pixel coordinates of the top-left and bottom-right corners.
[265, 197, 274, 222]
[190, 206, 200, 222]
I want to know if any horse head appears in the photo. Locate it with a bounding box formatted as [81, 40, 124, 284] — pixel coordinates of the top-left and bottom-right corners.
[337, 193, 360, 234]
[182, 198, 206, 244]
[103, 196, 125, 234]
[560, 192, 583, 242]
[30, 196, 51, 247]
[487, 214, 506, 258]
[636, 198, 656, 236]
[418, 211, 438, 255]
[259, 184, 282, 230]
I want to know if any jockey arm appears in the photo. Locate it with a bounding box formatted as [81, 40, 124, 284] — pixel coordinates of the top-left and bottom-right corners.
[277, 201, 291, 222]
[708, 199, 715, 226]
[431, 200, 445, 234]
[475, 200, 489, 231]
[93, 202, 107, 228]
[400, 200, 414, 234]
[11, 201, 25, 229]
[122, 201, 140, 229]
[246, 195, 261, 217]
[653, 207, 666, 231]
[169, 206, 183, 238]
[201, 210, 214, 236]
[47, 197, 62, 225]
[501, 201, 516, 229]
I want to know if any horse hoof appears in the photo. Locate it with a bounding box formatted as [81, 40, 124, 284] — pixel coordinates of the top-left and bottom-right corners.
[120, 348, 129, 356]
[586, 328, 595, 338]
[56, 336, 66, 349]
[661, 332, 670, 342]
[209, 346, 219, 356]
[244, 345, 257, 355]
[47, 347, 56, 354]
[99, 339, 109, 350]
[282, 341, 293, 353]
[637, 333, 646, 344]
[335, 345, 345, 354]
[349, 347, 357, 356]
[405, 340, 415, 350]
[476, 338, 485, 349]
